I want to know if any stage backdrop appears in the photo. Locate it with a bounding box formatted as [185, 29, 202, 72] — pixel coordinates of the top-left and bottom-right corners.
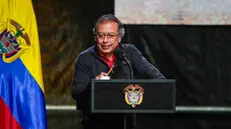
[33, 0, 231, 128]
[32, 0, 231, 106]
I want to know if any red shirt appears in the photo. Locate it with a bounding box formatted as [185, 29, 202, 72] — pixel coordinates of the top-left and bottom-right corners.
[99, 46, 119, 68]
[100, 52, 116, 68]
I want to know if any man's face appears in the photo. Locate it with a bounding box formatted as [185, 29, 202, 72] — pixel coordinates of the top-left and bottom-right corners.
[96, 21, 121, 55]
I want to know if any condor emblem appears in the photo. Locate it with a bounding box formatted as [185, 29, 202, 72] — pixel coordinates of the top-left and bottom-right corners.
[124, 84, 144, 108]
[0, 19, 31, 63]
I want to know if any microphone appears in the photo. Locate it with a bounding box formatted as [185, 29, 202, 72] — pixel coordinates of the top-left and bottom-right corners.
[115, 48, 136, 129]
[114, 48, 134, 79]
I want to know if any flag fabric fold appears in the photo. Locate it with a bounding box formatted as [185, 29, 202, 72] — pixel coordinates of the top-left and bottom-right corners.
[0, 0, 47, 129]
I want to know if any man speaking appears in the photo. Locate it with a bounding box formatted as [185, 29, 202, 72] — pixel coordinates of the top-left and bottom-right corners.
[71, 14, 166, 129]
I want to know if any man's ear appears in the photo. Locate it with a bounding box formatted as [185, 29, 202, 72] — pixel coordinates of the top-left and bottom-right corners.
[118, 37, 121, 43]
[94, 36, 97, 41]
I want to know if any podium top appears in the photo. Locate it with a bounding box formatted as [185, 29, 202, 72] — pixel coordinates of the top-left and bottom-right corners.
[91, 79, 176, 113]
[91, 79, 176, 83]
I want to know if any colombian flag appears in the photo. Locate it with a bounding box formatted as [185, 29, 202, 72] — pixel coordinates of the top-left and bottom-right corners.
[0, 0, 47, 129]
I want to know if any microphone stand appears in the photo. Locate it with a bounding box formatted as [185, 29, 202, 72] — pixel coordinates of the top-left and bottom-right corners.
[124, 58, 136, 129]
[115, 48, 136, 129]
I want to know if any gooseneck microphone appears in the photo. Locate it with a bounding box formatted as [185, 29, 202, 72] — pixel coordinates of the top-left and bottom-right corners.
[114, 48, 134, 79]
[115, 48, 136, 129]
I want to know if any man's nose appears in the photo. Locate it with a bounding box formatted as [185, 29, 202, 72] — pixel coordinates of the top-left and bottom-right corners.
[103, 35, 109, 42]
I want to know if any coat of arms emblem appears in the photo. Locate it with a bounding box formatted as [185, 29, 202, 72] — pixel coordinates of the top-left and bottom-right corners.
[124, 84, 144, 108]
[0, 19, 31, 63]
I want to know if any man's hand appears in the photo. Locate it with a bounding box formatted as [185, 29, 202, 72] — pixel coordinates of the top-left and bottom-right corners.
[95, 72, 108, 80]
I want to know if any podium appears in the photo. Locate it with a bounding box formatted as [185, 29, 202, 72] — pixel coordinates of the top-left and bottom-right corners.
[91, 79, 176, 113]
[91, 79, 176, 129]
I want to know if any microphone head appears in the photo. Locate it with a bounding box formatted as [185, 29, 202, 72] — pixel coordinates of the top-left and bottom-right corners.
[114, 48, 123, 54]
[115, 48, 126, 60]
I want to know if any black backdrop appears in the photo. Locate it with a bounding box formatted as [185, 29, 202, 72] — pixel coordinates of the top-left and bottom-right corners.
[124, 25, 231, 106]
[123, 25, 231, 129]
[78, 0, 231, 128]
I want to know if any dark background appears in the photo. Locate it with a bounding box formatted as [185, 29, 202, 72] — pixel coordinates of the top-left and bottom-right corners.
[32, 0, 231, 128]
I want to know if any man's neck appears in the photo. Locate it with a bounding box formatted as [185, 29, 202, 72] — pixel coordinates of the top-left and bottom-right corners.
[102, 53, 114, 61]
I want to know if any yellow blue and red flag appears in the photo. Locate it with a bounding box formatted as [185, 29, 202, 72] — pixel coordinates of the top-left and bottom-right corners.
[0, 0, 47, 128]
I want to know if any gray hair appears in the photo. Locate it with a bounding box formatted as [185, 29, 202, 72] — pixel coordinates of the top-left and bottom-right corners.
[93, 14, 125, 38]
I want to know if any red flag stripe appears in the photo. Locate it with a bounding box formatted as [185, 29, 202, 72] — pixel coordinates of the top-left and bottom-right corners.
[0, 97, 22, 129]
